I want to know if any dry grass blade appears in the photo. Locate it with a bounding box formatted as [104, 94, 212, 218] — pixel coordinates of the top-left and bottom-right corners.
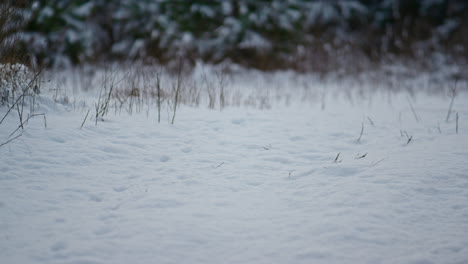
[407, 96, 420, 123]
[357, 122, 364, 142]
[445, 83, 457, 122]
[156, 71, 162, 123]
[367, 116, 374, 126]
[370, 158, 386, 167]
[355, 153, 367, 159]
[171, 59, 183, 125]
[0, 133, 21, 148]
[334, 152, 342, 163]
[214, 162, 224, 168]
[8, 113, 46, 138]
[406, 135, 413, 145]
[0, 69, 42, 126]
[80, 108, 90, 129]
[0, 93, 25, 125]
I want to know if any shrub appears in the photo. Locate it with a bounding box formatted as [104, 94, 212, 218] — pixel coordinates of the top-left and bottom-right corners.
[0, 63, 34, 106]
[8, 0, 468, 72]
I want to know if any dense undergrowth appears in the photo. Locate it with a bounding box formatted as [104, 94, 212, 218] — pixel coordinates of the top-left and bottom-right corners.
[0, 0, 466, 74]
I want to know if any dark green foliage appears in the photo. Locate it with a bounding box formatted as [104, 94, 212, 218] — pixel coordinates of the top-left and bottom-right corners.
[7, 0, 468, 70]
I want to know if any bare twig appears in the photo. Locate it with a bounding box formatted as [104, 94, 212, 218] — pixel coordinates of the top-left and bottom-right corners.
[407, 96, 420, 122]
[0, 67, 42, 126]
[401, 130, 413, 145]
[370, 157, 386, 167]
[406, 135, 413, 145]
[216, 68, 227, 110]
[0, 133, 22, 148]
[80, 108, 90, 129]
[95, 66, 129, 125]
[355, 153, 367, 159]
[0, 93, 24, 125]
[262, 144, 272, 150]
[8, 113, 46, 138]
[156, 71, 161, 123]
[171, 59, 183, 125]
[40, 113, 47, 128]
[16, 94, 24, 129]
[214, 162, 224, 168]
[357, 122, 364, 142]
[334, 152, 342, 163]
[445, 83, 457, 122]
[367, 116, 374, 126]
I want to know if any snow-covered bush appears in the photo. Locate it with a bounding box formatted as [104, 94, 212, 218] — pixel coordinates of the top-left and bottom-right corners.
[1, 63, 29, 104]
[0, 63, 39, 106]
[107, 0, 370, 68]
[0, 1, 29, 63]
[11, 0, 468, 71]
[20, 0, 110, 66]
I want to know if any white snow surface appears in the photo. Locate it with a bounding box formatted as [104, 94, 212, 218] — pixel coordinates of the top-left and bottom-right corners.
[1, 74, 468, 264]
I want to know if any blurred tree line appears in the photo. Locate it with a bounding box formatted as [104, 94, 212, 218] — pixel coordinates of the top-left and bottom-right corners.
[2, 0, 467, 71]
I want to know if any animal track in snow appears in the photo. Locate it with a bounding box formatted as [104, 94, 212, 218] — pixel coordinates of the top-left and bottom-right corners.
[50, 241, 67, 252]
[181, 147, 192, 153]
[160, 155, 170, 162]
[113, 186, 128, 192]
[231, 118, 245, 125]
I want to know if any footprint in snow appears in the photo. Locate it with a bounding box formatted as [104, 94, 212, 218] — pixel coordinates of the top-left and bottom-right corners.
[181, 147, 192, 153]
[94, 226, 112, 236]
[290, 136, 305, 142]
[113, 186, 128, 192]
[160, 155, 170, 162]
[89, 193, 103, 202]
[51, 137, 65, 144]
[231, 119, 245, 125]
[324, 166, 359, 177]
[50, 241, 67, 252]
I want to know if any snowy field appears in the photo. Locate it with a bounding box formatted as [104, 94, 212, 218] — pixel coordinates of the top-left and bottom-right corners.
[1, 69, 468, 264]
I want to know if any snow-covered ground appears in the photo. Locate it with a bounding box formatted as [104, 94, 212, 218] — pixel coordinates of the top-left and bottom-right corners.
[1, 71, 468, 264]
